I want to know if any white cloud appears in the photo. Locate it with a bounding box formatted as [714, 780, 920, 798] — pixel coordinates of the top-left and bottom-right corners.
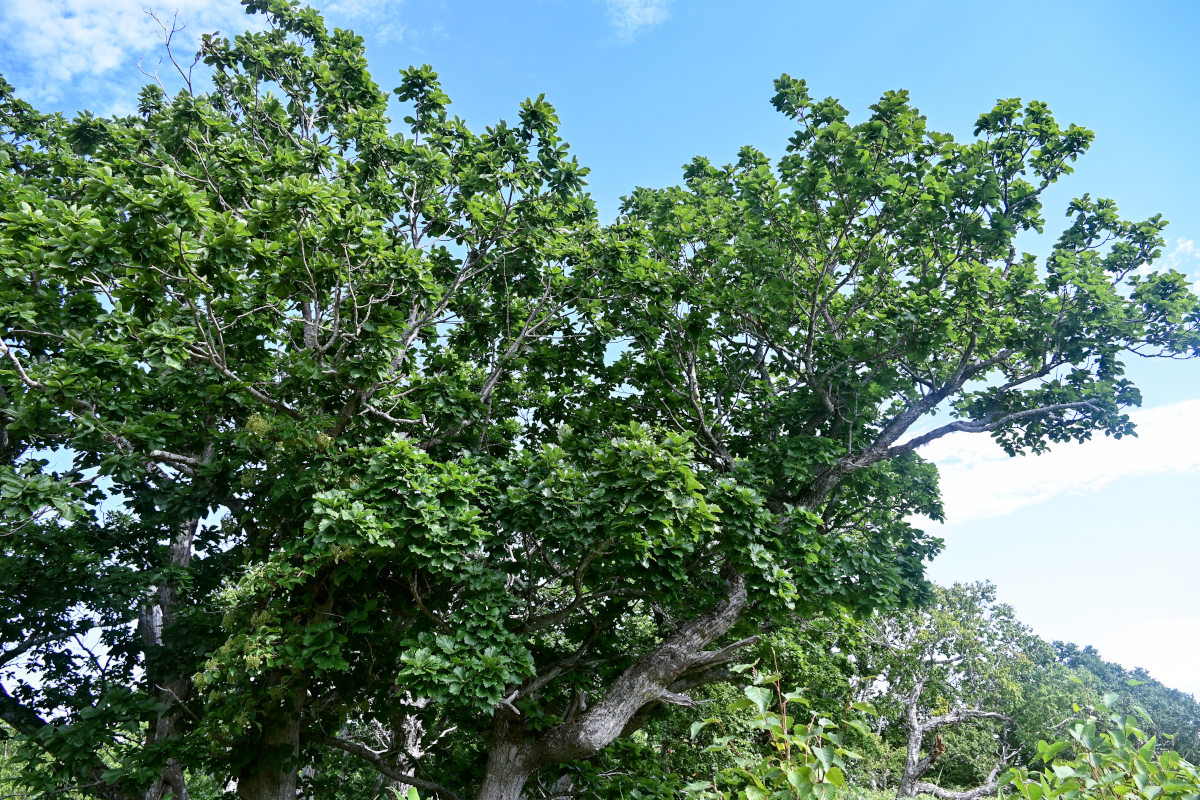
[1095, 616, 1200, 698]
[918, 399, 1200, 528]
[320, 0, 406, 43]
[0, 0, 406, 110]
[0, 0, 253, 105]
[1161, 237, 1198, 271]
[1138, 237, 1200, 293]
[1159, 237, 1200, 295]
[605, 0, 672, 41]
[324, 0, 388, 18]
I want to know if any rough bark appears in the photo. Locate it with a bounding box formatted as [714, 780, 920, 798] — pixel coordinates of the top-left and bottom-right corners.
[237, 711, 303, 800]
[474, 568, 754, 800]
[912, 779, 1001, 800]
[476, 712, 537, 800]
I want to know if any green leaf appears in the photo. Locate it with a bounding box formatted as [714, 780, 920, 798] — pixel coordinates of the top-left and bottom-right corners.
[744, 685, 773, 715]
[1052, 764, 1077, 781]
[811, 783, 836, 800]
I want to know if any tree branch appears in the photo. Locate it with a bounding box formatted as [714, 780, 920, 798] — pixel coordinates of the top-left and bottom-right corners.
[885, 401, 1099, 460]
[536, 568, 749, 763]
[0, 681, 49, 736]
[920, 708, 1009, 733]
[912, 779, 1001, 800]
[322, 735, 464, 800]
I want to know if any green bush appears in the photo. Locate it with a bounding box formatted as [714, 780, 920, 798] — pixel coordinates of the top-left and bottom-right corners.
[1003, 695, 1200, 800]
[685, 667, 877, 800]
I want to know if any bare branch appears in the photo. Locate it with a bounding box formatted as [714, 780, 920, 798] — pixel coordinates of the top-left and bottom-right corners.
[322, 736, 463, 800]
[920, 708, 1009, 733]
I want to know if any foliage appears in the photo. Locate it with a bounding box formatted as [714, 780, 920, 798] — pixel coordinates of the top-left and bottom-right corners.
[719, 585, 1088, 795]
[551, 736, 690, 800]
[686, 666, 879, 800]
[1002, 696, 1200, 800]
[849, 584, 1054, 791]
[1054, 644, 1200, 763]
[2, 0, 1199, 797]
[861, 583, 1031, 707]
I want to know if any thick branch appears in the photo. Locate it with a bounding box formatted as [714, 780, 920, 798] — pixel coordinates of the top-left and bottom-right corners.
[688, 635, 760, 671]
[899, 702, 1009, 798]
[616, 663, 746, 740]
[147, 449, 201, 471]
[0, 681, 48, 736]
[864, 336, 988, 456]
[912, 781, 1001, 800]
[536, 569, 749, 763]
[920, 708, 1008, 733]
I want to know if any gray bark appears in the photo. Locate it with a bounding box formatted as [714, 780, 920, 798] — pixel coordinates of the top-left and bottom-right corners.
[143, 442, 215, 800]
[912, 780, 1001, 800]
[476, 713, 536, 800]
[141, 516, 200, 800]
[895, 682, 1008, 800]
[474, 568, 755, 800]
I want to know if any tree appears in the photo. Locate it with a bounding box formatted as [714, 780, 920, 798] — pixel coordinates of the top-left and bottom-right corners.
[3, 2, 1198, 799]
[852, 584, 1071, 799]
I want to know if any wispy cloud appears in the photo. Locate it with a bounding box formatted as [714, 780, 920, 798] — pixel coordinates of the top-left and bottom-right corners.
[1135, 236, 1200, 293]
[605, 0, 672, 41]
[0, 0, 405, 111]
[1160, 236, 1198, 270]
[1160, 237, 1200, 294]
[323, 0, 406, 43]
[0, 0, 253, 106]
[919, 399, 1200, 528]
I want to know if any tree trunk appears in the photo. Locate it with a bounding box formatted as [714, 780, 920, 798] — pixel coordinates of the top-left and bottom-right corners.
[472, 568, 754, 800]
[141, 514, 202, 800]
[895, 701, 1008, 799]
[237, 712, 302, 800]
[896, 677, 930, 798]
[897, 737, 932, 798]
[142, 442, 215, 800]
[476, 712, 537, 800]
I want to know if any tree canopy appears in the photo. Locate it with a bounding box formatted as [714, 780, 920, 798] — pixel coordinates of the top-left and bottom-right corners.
[2, 2, 1197, 799]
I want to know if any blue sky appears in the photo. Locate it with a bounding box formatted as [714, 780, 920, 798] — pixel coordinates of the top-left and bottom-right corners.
[2, 0, 1198, 694]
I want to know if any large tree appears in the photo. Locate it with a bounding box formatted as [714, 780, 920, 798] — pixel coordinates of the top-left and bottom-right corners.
[2, 2, 1198, 799]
